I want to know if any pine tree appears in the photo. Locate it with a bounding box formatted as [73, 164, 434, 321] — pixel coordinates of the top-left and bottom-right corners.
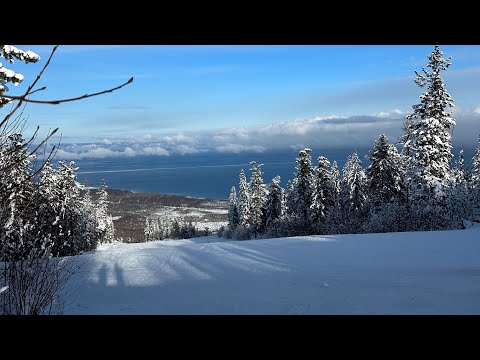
[0, 134, 39, 259]
[290, 148, 314, 225]
[471, 135, 480, 219]
[405, 45, 456, 230]
[56, 161, 83, 255]
[285, 178, 296, 217]
[238, 169, 250, 228]
[399, 117, 415, 157]
[79, 187, 96, 250]
[249, 161, 268, 238]
[310, 156, 331, 225]
[228, 186, 239, 230]
[365, 135, 411, 232]
[366, 134, 404, 208]
[37, 160, 62, 251]
[265, 176, 284, 229]
[450, 150, 470, 225]
[95, 180, 114, 244]
[340, 150, 367, 232]
[328, 161, 341, 231]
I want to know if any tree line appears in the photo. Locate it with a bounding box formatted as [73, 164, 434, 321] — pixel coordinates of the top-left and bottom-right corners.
[223, 46, 480, 240]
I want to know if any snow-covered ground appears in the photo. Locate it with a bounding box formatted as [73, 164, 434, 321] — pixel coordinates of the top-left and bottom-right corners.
[65, 227, 480, 314]
[152, 205, 227, 232]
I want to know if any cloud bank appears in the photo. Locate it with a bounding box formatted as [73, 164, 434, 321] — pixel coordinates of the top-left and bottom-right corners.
[53, 108, 480, 160]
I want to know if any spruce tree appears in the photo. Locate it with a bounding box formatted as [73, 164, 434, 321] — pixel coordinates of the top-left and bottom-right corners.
[404, 45, 456, 230]
[0, 134, 39, 259]
[228, 186, 239, 230]
[328, 161, 341, 231]
[471, 135, 480, 218]
[249, 161, 268, 238]
[238, 169, 250, 227]
[366, 134, 403, 208]
[340, 150, 367, 232]
[96, 180, 114, 243]
[265, 176, 284, 229]
[310, 156, 331, 225]
[450, 150, 470, 225]
[290, 148, 314, 225]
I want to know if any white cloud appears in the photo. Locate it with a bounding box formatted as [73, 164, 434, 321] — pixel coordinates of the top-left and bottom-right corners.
[163, 133, 196, 144]
[123, 147, 136, 157]
[102, 138, 113, 145]
[373, 109, 404, 118]
[289, 144, 307, 152]
[216, 144, 266, 154]
[56, 146, 170, 160]
[176, 145, 200, 155]
[143, 146, 170, 156]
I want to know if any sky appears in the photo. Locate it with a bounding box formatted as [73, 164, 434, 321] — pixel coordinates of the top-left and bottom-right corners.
[7, 45, 480, 157]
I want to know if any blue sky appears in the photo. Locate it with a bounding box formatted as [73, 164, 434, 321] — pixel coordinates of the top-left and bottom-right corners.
[8, 45, 480, 157]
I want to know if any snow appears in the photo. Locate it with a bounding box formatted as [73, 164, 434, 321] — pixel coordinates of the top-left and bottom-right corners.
[154, 206, 227, 217]
[64, 227, 480, 314]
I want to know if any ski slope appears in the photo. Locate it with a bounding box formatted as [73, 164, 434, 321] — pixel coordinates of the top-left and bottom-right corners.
[65, 227, 480, 314]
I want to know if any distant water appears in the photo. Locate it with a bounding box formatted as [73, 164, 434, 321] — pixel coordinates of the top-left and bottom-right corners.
[71, 149, 365, 200]
[69, 146, 473, 200]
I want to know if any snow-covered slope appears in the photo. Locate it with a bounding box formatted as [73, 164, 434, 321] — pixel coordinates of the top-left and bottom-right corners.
[65, 228, 480, 314]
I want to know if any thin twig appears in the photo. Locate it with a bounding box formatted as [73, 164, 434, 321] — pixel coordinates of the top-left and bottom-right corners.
[27, 87, 47, 96]
[3, 77, 134, 105]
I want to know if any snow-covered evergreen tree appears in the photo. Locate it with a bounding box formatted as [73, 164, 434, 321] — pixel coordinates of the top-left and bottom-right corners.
[327, 161, 341, 231]
[238, 169, 250, 228]
[248, 161, 268, 238]
[265, 176, 284, 229]
[364, 135, 411, 232]
[228, 186, 239, 230]
[79, 187, 97, 250]
[95, 180, 115, 244]
[310, 156, 331, 226]
[340, 150, 367, 233]
[399, 117, 415, 157]
[404, 45, 456, 230]
[289, 148, 314, 225]
[0, 134, 40, 259]
[285, 178, 296, 217]
[471, 135, 480, 219]
[55, 161, 83, 255]
[366, 134, 404, 208]
[37, 160, 61, 250]
[450, 149, 470, 225]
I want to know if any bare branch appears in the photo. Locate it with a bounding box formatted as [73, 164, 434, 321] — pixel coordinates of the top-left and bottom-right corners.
[27, 86, 47, 96]
[3, 77, 134, 105]
[28, 128, 59, 158]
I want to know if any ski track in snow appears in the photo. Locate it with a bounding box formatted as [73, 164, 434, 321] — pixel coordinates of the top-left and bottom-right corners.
[64, 228, 480, 314]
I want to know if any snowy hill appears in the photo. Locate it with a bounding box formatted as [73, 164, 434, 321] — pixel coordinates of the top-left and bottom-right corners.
[65, 227, 480, 314]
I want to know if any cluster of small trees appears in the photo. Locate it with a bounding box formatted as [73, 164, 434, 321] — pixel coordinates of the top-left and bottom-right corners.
[224, 45, 480, 240]
[0, 133, 115, 259]
[144, 215, 200, 240]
